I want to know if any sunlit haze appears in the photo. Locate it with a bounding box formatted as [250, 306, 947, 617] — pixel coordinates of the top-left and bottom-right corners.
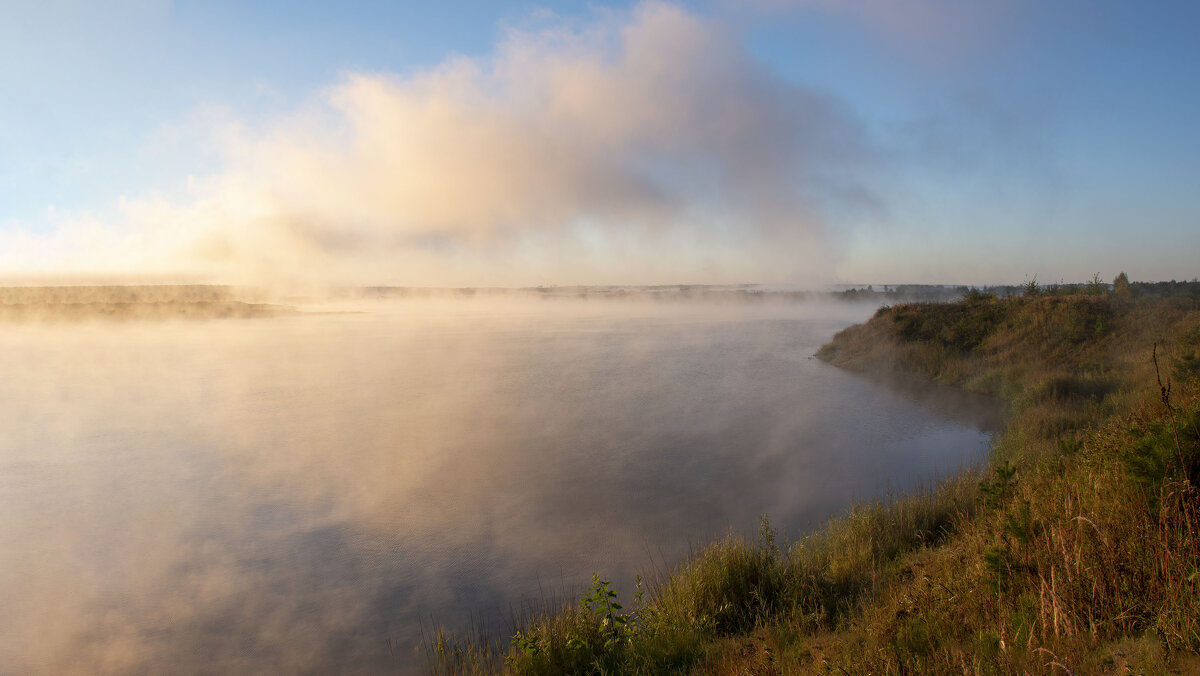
[5, 5, 1197, 672]
[3, 1, 1197, 287]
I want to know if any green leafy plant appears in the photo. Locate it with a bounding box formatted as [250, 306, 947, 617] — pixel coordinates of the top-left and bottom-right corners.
[506, 573, 636, 674]
[575, 573, 633, 652]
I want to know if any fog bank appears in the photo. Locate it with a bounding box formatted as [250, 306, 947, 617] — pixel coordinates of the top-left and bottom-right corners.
[0, 3, 877, 289]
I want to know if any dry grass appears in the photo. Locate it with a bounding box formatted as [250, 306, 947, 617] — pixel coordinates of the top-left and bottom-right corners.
[427, 287, 1200, 674]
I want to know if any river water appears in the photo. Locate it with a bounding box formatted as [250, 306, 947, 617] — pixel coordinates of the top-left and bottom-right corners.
[0, 297, 994, 674]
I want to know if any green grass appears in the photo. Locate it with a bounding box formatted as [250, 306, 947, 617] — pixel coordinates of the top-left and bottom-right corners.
[426, 283, 1200, 674]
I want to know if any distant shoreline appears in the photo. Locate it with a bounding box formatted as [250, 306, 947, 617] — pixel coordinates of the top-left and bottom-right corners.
[0, 300, 297, 322]
[0, 281, 972, 309]
[0, 286, 295, 321]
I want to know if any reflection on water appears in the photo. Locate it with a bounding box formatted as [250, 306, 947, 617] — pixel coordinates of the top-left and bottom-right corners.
[0, 299, 993, 673]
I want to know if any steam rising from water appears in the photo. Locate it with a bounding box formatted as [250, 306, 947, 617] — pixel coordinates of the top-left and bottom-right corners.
[0, 2, 876, 287]
[0, 298, 992, 673]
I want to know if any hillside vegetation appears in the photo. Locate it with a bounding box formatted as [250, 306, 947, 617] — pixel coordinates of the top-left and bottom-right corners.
[428, 280, 1200, 675]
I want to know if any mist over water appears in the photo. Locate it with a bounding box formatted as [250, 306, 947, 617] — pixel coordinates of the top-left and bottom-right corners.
[0, 298, 993, 674]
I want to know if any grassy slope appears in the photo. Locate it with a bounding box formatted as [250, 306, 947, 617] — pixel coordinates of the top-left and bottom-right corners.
[429, 290, 1200, 675]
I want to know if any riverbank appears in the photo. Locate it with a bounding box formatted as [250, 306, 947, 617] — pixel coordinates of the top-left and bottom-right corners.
[428, 282, 1200, 674]
[0, 285, 296, 321]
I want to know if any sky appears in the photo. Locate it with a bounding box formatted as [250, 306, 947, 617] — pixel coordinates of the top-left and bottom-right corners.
[1, 0, 1197, 287]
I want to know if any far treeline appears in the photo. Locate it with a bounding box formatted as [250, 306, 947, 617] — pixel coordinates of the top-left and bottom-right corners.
[426, 273, 1200, 674]
[835, 273, 1200, 303]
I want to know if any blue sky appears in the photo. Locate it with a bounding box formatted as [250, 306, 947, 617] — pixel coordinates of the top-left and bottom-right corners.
[1, 0, 1197, 286]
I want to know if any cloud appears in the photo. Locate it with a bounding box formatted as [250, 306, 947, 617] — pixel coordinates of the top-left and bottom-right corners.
[0, 2, 877, 287]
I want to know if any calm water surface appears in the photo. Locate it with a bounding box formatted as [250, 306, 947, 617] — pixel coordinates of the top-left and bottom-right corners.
[0, 299, 994, 674]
